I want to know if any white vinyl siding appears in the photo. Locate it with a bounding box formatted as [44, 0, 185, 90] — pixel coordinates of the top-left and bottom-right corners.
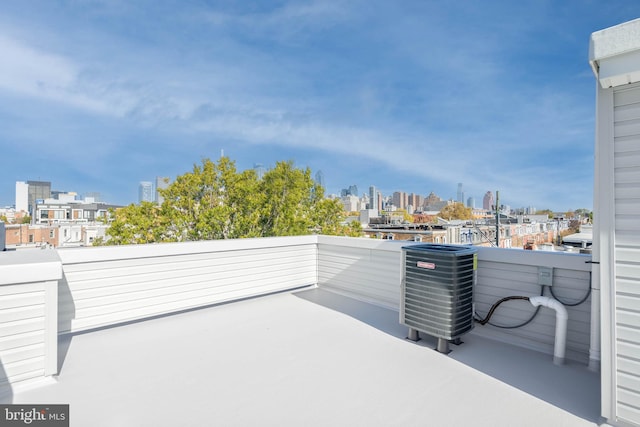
[57, 237, 318, 333]
[472, 249, 592, 363]
[0, 282, 46, 389]
[0, 250, 61, 394]
[316, 236, 593, 363]
[317, 236, 405, 309]
[613, 83, 640, 426]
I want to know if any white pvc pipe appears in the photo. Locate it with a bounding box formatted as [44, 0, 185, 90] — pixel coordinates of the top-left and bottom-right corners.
[588, 269, 601, 372]
[529, 296, 568, 365]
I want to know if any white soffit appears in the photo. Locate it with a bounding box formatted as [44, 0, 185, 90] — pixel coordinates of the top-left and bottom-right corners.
[590, 18, 640, 88]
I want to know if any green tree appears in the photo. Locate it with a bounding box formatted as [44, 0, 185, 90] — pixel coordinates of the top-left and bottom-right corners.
[258, 161, 324, 236]
[103, 202, 170, 245]
[21, 215, 31, 224]
[160, 157, 261, 241]
[396, 209, 413, 223]
[439, 203, 473, 220]
[536, 209, 554, 219]
[101, 157, 352, 245]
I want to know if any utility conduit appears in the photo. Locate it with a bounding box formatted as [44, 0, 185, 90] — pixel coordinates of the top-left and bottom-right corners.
[529, 296, 568, 365]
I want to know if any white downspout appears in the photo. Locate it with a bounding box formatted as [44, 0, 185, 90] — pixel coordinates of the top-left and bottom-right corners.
[529, 296, 568, 365]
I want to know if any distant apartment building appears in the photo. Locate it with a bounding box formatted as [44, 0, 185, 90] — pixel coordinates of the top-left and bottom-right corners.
[423, 192, 442, 208]
[483, 191, 494, 211]
[34, 199, 115, 225]
[15, 181, 28, 212]
[27, 181, 51, 214]
[360, 193, 369, 210]
[341, 195, 360, 212]
[4, 224, 57, 248]
[15, 180, 52, 215]
[4, 222, 108, 248]
[423, 192, 449, 212]
[139, 181, 154, 203]
[392, 191, 408, 210]
[409, 194, 423, 211]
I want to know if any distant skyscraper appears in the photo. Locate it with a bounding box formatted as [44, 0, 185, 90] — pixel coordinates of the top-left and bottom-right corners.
[392, 191, 407, 209]
[457, 183, 464, 204]
[139, 181, 154, 203]
[314, 170, 325, 189]
[341, 184, 358, 197]
[15, 181, 28, 212]
[467, 197, 475, 208]
[254, 163, 266, 180]
[409, 194, 423, 210]
[156, 177, 170, 204]
[483, 191, 494, 211]
[369, 185, 379, 212]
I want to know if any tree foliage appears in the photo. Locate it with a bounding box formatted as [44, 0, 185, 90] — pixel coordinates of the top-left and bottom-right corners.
[574, 208, 593, 222]
[536, 209, 554, 219]
[100, 202, 170, 245]
[439, 202, 473, 220]
[101, 157, 350, 245]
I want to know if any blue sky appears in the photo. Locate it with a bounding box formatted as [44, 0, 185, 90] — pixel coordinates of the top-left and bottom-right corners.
[0, 1, 637, 211]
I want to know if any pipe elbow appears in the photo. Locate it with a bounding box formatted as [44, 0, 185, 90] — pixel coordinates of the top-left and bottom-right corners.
[529, 295, 568, 365]
[529, 296, 568, 320]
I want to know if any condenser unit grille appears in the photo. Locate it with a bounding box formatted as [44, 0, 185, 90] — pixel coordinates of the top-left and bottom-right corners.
[401, 244, 477, 344]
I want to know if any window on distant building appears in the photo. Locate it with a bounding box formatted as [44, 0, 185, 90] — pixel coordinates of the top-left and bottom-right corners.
[28, 234, 33, 243]
[50, 230, 55, 238]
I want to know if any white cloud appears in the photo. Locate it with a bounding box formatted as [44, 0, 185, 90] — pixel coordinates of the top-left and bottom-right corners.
[0, 35, 112, 114]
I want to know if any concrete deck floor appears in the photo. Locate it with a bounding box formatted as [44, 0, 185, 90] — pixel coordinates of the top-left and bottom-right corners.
[5, 287, 600, 427]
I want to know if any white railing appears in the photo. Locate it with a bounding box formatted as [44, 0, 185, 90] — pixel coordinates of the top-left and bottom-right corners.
[0, 235, 593, 394]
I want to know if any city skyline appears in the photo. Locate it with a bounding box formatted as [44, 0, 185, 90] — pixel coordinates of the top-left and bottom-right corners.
[1, 2, 638, 210]
[7, 177, 540, 215]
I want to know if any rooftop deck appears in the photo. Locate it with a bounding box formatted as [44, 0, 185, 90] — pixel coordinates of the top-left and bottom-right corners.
[0, 235, 600, 426]
[7, 288, 599, 426]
